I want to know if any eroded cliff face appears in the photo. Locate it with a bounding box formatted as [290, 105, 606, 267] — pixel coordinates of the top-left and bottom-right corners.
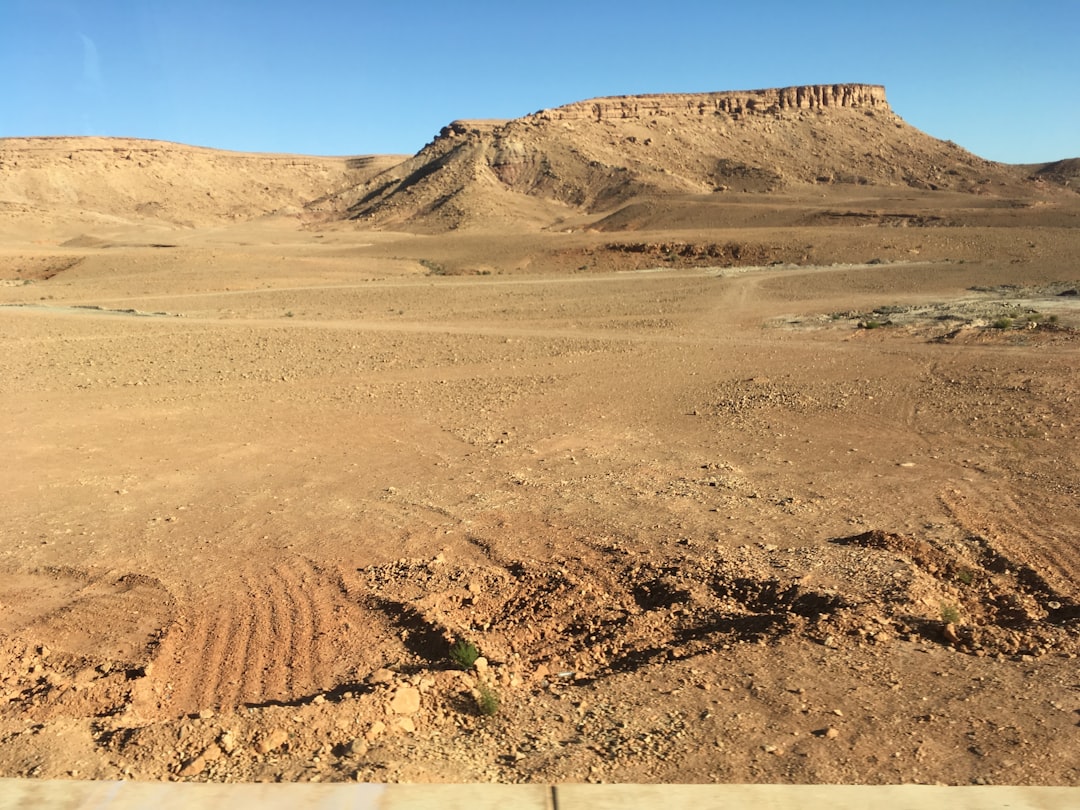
[527, 84, 889, 123]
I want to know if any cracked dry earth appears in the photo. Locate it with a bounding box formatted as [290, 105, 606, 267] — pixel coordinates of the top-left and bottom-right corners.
[1, 234, 1079, 785]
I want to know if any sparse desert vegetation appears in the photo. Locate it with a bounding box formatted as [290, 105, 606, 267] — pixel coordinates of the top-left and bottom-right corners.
[1, 86, 1078, 785]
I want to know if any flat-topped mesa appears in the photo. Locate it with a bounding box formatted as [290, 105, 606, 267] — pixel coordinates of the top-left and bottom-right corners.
[528, 83, 889, 123]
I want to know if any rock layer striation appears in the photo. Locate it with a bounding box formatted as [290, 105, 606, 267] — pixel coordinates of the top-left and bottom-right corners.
[527, 84, 889, 123]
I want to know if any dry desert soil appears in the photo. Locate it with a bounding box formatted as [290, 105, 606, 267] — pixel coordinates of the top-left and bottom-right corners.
[1, 85, 1079, 785]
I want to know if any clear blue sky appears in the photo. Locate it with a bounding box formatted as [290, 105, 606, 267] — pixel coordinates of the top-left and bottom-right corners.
[2, 0, 1077, 163]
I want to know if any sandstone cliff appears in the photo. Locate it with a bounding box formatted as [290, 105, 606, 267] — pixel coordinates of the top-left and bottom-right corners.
[527, 84, 889, 123]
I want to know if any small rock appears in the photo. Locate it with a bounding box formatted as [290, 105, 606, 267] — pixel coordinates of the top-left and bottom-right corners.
[178, 745, 221, 777]
[312, 694, 326, 705]
[943, 623, 961, 644]
[365, 721, 386, 742]
[389, 686, 421, 715]
[255, 728, 289, 755]
[474, 657, 489, 674]
[394, 717, 416, 734]
[368, 668, 395, 685]
[198, 709, 215, 720]
[825, 727, 840, 739]
[177, 755, 206, 778]
[348, 739, 369, 757]
[219, 731, 238, 755]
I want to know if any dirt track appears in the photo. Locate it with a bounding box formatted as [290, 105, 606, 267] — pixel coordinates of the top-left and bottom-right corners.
[2, 220, 1079, 782]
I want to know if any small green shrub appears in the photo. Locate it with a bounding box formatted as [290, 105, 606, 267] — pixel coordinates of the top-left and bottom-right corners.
[476, 683, 500, 716]
[991, 317, 1012, 330]
[448, 638, 480, 670]
[940, 603, 961, 624]
[956, 569, 975, 586]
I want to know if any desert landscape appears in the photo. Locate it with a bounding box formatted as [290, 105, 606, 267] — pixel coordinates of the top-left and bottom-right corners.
[1, 84, 1078, 785]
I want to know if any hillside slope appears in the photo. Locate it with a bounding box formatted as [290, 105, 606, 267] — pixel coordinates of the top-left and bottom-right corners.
[0, 137, 401, 234]
[318, 84, 1052, 232]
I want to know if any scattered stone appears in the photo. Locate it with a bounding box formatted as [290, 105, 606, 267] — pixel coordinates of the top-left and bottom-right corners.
[177, 744, 221, 778]
[389, 686, 421, 715]
[177, 755, 206, 778]
[394, 717, 416, 734]
[348, 739, 369, 757]
[255, 728, 289, 755]
[365, 721, 386, 742]
[219, 731, 238, 755]
[943, 623, 961, 644]
[368, 668, 395, 685]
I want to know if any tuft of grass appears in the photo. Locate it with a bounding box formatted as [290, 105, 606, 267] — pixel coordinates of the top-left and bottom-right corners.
[419, 259, 446, 275]
[991, 317, 1013, 330]
[956, 569, 975, 586]
[475, 683, 500, 716]
[940, 603, 961, 624]
[448, 638, 480, 670]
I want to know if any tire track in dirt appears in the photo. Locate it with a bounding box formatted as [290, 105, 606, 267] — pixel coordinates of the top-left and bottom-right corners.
[238, 569, 273, 705]
[276, 562, 317, 697]
[193, 607, 236, 712]
[941, 486, 1080, 599]
[213, 599, 254, 709]
[138, 559, 370, 719]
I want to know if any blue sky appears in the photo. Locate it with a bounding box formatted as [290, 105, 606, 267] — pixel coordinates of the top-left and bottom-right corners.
[2, 1, 1077, 163]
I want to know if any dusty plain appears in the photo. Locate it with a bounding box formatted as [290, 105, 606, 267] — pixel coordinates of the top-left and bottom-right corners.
[1, 88, 1079, 785]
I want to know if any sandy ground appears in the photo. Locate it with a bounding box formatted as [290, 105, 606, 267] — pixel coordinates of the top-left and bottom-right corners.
[1, 207, 1078, 785]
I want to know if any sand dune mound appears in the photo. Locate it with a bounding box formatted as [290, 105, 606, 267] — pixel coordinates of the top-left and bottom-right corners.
[0, 136, 402, 233]
[320, 84, 1041, 232]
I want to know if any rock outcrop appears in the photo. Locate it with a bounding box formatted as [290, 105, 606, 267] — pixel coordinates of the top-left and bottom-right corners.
[526, 84, 889, 123]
